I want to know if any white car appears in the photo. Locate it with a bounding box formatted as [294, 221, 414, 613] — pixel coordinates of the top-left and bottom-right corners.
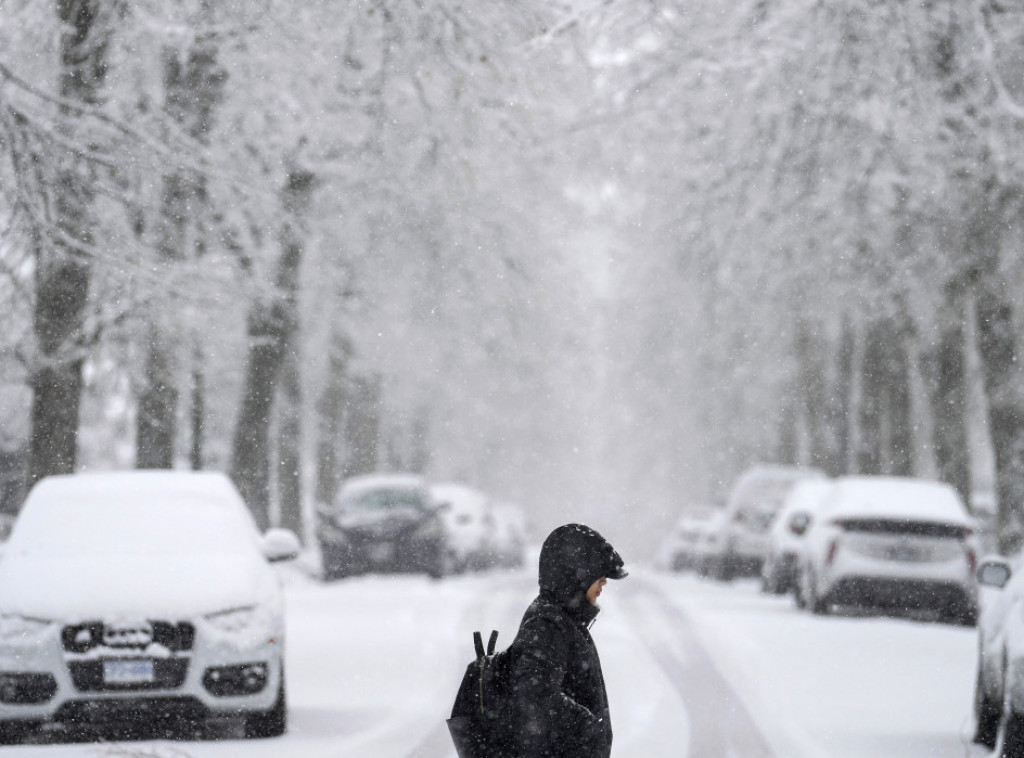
[0, 471, 299, 743]
[798, 476, 978, 624]
[489, 503, 528, 569]
[430, 482, 494, 572]
[973, 556, 1023, 751]
[761, 479, 835, 595]
[657, 507, 719, 572]
[716, 465, 826, 580]
[693, 510, 729, 578]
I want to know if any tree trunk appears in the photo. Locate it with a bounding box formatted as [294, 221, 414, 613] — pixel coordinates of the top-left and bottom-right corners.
[28, 0, 112, 487]
[845, 322, 865, 475]
[343, 374, 382, 479]
[190, 344, 205, 470]
[276, 348, 303, 541]
[905, 331, 940, 479]
[136, 337, 178, 469]
[135, 37, 225, 469]
[315, 332, 352, 507]
[230, 167, 316, 530]
[962, 290, 999, 520]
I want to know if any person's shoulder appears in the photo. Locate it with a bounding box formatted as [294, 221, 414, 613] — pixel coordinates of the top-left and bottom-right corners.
[520, 595, 571, 632]
[514, 596, 573, 656]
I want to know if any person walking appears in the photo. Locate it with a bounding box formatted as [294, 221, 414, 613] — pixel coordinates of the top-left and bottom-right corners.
[510, 523, 628, 758]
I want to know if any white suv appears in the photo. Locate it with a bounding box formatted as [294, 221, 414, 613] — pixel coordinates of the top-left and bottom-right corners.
[973, 556, 1024, 751]
[798, 476, 977, 624]
[761, 479, 835, 595]
[0, 471, 299, 743]
[716, 465, 825, 580]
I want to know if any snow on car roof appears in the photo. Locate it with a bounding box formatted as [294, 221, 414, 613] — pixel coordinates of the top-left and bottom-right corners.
[26, 469, 245, 507]
[14, 470, 260, 556]
[339, 473, 427, 494]
[780, 479, 836, 515]
[823, 476, 971, 525]
[0, 470, 275, 619]
[430, 482, 488, 511]
[728, 465, 826, 510]
[771, 480, 835, 538]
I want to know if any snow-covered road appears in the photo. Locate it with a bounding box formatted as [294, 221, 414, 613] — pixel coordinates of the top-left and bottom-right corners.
[20, 565, 989, 758]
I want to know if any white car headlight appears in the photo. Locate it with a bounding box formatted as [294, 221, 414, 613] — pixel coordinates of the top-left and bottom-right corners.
[205, 606, 261, 634]
[0, 614, 52, 642]
[204, 606, 277, 647]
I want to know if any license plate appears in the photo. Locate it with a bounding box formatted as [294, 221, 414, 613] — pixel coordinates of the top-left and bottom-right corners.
[887, 546, 918, 562]
[368, 543, 394, 562]
[103, 659, 154, 685]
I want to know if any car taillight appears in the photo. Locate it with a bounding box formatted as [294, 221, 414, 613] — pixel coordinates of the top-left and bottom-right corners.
[966, 548, 977, 572]
[826, 539, 839, 565]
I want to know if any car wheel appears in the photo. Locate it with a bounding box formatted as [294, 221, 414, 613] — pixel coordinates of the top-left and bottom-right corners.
[794, 580, 807, 609]
[245, 676, 287, 739]
[808, 581, 829, 615]
[762, 568, 785, 595]
[714, 555, 734, 582]
[1002, 706, 1024, 758]
[429, 548, 458, 580]
[976, 671, 1001, 749]
[321, 544, 349, 581]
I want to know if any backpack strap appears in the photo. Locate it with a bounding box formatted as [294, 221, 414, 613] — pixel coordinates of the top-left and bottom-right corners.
[487, 630, 498, 656]
[473, 631, 485, 660]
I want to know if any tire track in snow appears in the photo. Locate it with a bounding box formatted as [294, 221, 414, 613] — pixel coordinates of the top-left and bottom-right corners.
[624, 578, 776, 758]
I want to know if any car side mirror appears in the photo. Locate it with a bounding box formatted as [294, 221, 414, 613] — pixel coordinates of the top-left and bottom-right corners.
[789, 513, 811, 537]
[978, 557, 1012, 589]
[262, 528, 301, 563]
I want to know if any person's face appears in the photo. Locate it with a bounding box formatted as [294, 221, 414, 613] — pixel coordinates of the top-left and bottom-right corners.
[586, 577, 608, 605]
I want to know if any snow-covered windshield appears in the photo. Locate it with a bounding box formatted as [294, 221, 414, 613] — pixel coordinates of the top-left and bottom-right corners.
[336, 487, 426, 511]
[9, 496, 260, 558]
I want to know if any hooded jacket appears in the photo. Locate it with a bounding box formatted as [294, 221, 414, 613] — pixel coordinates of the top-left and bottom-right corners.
[510, 524, 627, 758]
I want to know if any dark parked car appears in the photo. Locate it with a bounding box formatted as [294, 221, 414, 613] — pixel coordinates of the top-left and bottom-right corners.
[316, 474, 449, 579]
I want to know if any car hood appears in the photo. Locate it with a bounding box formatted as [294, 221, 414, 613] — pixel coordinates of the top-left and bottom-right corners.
[0, 552, 277, 621]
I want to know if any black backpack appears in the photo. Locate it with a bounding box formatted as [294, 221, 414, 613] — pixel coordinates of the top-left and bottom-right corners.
[446, 629, 517, 758]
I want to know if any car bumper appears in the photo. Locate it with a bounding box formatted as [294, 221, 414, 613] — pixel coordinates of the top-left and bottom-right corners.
[0, 620, 283, 725]
[819, 551, 976, 611]
[725, 532, 770, 573]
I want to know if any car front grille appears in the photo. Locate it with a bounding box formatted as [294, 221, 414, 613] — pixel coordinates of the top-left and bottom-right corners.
[62, 621, 195, 654]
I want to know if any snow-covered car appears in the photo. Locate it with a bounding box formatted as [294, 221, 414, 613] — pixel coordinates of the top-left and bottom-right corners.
[430, 482, 494, 572]
[973, 556, 1022, 750]
[798, 476, 978, 624]
[488, 502, 528, 569]
[693, 510, 729, 578]
[316, 473, 449, 579]
[716, 465, 826, 580]
[656, 506, 719, 572]
[0, 470, 299, 743]
[762, 479, 835, 595]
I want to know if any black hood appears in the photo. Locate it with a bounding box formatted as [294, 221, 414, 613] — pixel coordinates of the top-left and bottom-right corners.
[538, 524, 627, 609]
